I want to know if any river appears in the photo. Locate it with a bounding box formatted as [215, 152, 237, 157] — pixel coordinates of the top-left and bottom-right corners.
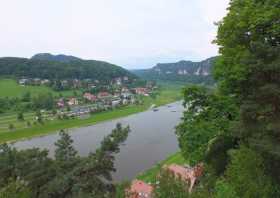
[13, 101, 184, 181]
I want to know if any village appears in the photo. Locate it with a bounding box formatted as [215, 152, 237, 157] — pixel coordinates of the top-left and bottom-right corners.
[56, 86, 153, 119]
[18, 76, 156, 119]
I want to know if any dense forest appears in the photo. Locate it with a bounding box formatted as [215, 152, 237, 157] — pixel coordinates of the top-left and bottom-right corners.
[31, 53, 82, 63]
[156, 0, 280, 197]
[132, 57, 216, 85]
[0, 56, 136, 82]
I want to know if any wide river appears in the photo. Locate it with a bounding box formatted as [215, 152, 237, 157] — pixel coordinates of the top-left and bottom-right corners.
[13, 101, 184, 181]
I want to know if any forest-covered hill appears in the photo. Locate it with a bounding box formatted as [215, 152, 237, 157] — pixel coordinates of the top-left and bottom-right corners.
[0, 54, 137, 82]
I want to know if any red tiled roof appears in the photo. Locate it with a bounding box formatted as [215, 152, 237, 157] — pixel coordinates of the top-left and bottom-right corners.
[165, 164, 204, 192]
[166, 164, 194, 181]
[127, 180, 153, 198]
[98, 92, 110, 97]
[84, 93, 97, 101]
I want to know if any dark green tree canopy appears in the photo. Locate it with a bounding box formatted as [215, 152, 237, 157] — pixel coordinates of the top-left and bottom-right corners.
[0, 123, 130, 198]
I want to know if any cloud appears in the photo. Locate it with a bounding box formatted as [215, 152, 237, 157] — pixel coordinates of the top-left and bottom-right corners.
[0, 0, 229, 68]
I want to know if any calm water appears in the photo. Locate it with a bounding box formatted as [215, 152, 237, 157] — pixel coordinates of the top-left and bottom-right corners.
[14, 101, 184, 181]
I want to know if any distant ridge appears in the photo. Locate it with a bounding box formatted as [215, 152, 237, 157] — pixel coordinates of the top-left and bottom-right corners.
[132, 57, 217, 84]
[0, 53, 137, 82]
[31, 53, 82, 63]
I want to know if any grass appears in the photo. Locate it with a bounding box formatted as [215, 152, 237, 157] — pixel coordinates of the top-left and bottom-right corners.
[137, 152, 187, 183]
[0, 87, 183, 144]
[0, 79, 80, 98]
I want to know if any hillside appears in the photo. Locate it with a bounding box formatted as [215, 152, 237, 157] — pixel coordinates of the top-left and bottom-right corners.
[31, 53, 82, 63]
[132, 57, 217, 84]
[0, 54, 137, 82]
[0, 79, 78, 98]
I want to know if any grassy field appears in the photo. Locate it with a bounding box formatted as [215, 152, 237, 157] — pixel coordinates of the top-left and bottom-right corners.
[137, 152, 187, 183]
[0, 87, 183, 144]
[0, 79, 79, 98]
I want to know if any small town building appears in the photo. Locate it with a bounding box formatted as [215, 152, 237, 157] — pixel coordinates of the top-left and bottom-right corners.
[41, 79, 50, 85]
[127, 180, 154, 198]
[33, 78, 41, 85]
[134, 88, 149, 96]
[18, 78, 29, 86]
[165, 164, 204, 192]
[97, 91, 111, 99]
[112, 99, 121, 107]
[115, 77, 122, 85]
[57, 99, 65, 108]
[83, 93, 97, 102]
[121, 92, 132, 99]
[67, 98, 79, 106]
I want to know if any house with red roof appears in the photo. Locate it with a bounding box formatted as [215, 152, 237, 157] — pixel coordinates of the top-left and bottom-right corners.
[164, 164, 204, 193]
[97, 91, 111, 99]
[83, 93, 97, 102]
[127, 180, 154, 198]
[134, 88, 149, 96]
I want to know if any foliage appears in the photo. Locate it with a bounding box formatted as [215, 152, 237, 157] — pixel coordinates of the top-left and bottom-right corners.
[17, 112, 24, 121]
[223, 146, 278, 198]
[169, 0, 280, 196]
[32, 93, 54, 110]
[154, 169, 190, 198]
[0, 179, 31, 198]
[0, 57, 136, 83]
[176, 85, 238, 165]
[0, 123, 130, 198]
[54, 130, 78, 171]
[214, 179, 238, 198]
[214, 0, 280, 183]
[8, 124, 14, 131]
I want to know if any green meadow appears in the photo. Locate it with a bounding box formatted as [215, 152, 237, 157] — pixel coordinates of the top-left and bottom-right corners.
[0, 79, 79, 98]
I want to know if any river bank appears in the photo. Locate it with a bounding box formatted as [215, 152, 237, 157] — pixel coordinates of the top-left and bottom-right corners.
[0, 88, 182, 144]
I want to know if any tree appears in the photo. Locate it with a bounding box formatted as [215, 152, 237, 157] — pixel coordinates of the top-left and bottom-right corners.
[35, 110, 43, 124]
[8, 124, 14, 131]
[26, 121, 31, 127]
[0, 123, 131, 197]
[44, 123, 130, 197]
[214, 0, 280, 183]
[223, 146, 278, 198]
[32, 93, 54, 110]
[154, 169, 189, 198]
[17, 112, 24, 121]
[0, 179, 31, 198]
[214, 179, 238, 198]
[21, 92, 31, 102]
[176, 85, 238, 165]
[54, 130, 78, 172]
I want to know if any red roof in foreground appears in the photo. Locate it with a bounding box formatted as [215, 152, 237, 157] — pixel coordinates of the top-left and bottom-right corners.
[167, 164, 193, 181]
[165, 164, 204, 192]
[127, 180, 153, 198]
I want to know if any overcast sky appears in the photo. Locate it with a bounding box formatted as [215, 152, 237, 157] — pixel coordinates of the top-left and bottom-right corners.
[0, 0, 229, 69]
